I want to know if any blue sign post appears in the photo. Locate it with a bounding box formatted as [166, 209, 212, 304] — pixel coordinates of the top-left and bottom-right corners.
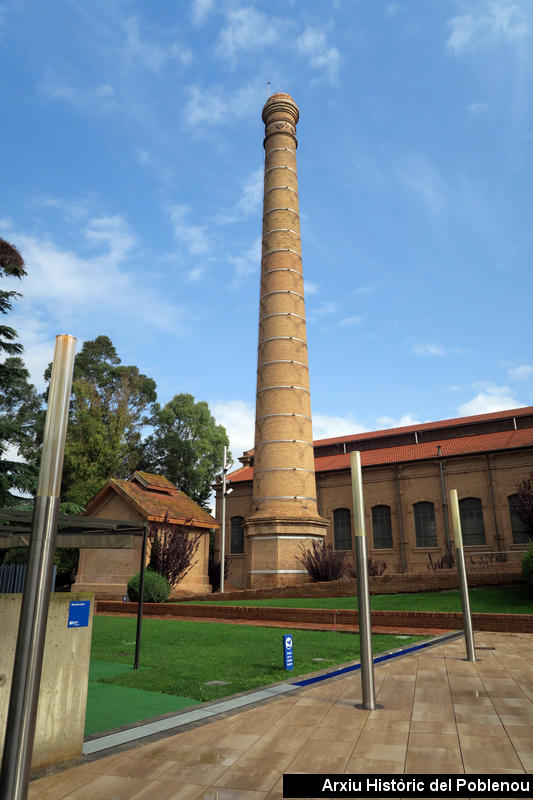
[67, 600, 91, 628]
[283, 634, 294, 670]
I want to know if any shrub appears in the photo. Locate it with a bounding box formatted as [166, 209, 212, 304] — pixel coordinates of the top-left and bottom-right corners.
[296, 539, 347, 582]
[427, 551, 455, 571]
[522, 543, 533, 592]
[345, 557, 388, 578]
[127, 570, 170, 603]
[147, 514, 201, 587]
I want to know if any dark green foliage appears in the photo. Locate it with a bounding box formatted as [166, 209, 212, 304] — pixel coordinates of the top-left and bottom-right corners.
[27, 336, 158, 507]
[140, 393, 229, 509]
[522, 543, 533, 592]
[0, 238, 40, 505]
[127, 570, 170, 603]
[512, 474, 533, 539]
[296, 539, 347, 582]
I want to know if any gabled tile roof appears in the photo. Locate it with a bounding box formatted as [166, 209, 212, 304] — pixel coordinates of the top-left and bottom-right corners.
[227, 428, 533, 484]
[85, 471, 219, 529]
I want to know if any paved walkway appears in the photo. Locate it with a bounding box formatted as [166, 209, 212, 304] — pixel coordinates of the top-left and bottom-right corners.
[29, 632, 533, 799]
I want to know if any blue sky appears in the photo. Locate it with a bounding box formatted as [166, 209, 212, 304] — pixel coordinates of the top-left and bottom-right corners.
[2, 0, 533, 459]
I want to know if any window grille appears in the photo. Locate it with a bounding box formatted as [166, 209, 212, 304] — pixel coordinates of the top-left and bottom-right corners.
[459, 497, 486, 546]
[230, 516, 245, 554]
[372, 505, 393, 549]
[333, 508, 352, 551]
[508, 495, 530, 544]
[414, 501, 437, 547]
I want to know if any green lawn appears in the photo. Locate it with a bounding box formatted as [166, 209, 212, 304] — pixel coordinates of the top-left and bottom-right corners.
[90, 616, 426, 704]
[174, 585, 532, 614]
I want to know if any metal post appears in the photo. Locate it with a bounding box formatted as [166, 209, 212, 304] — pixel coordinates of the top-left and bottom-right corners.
[350, 451, 376, 710]
[134, 524, 148, 670]
[450, 489, 476, 662]
[0, 335, 76, 800]
[220, 446, 228, 594]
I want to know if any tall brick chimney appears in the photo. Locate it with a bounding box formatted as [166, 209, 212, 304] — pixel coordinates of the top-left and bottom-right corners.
[244, 93, 328, 588]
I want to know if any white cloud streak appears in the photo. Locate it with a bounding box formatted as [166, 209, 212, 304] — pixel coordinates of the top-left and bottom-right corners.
[166, 204, 211, 256]
[122, 16, 192, 71]
[191, 0, 215, 27]
[508, 364, 533, 380]
[446, 1, 530, 56]
[216, 7, 280, 61]
[296, 26, 341, 83]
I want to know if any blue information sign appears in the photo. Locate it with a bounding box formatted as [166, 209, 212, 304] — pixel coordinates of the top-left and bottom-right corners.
[283, 634, 294, 670]
[67, 600, 91, 628]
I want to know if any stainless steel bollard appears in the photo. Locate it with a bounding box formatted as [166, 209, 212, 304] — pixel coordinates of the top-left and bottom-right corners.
[350, 451, 376, 710]
[0, 335, 76, 800]
[450, 489, 476, 662]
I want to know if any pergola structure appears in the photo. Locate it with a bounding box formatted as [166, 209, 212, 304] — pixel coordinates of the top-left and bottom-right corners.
[0, 509, 148, 668]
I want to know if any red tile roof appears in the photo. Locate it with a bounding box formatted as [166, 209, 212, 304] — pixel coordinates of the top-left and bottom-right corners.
[228, 427, 533, 484]
[86, 471, 219, 529]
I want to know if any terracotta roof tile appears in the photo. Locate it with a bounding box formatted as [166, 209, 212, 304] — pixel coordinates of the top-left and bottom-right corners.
[110, 476, 218, 528]
[228, 428, 533, 483]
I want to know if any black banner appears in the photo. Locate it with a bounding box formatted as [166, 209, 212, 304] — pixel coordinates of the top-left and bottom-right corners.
[283, 774, 531, 798]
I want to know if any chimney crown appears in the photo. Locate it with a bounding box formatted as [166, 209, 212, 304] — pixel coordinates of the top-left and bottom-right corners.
[262, 92, 299, 126]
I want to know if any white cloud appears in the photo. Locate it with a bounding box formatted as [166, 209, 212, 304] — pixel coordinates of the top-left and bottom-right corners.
[458, 382, 525, 415]
[304, 281, 319, 295]
[1, 217, 189, 388]
[375, 413, 424, 429]
[166, 204, 211, 256]
[508, 364, 533, 380]
[41, 81, 116, 112]
[191, 0, 214, 27]
[313, 413, 366, 440]
[386, 4, 400, 17]
[467, 101, 489, 113]
[183, 82, 264, 127]
[210, 399, 255, 460]
[237, 167, 263, 215]
[395, 154, 448, 216]
[355, 285, 374, 295]
[296, 26, 341, 83]
[340, 315, 364, 326]
[216, 7, 280, 61]
[122, 16, 192, 71]
[228, 237, 261, 282]
[412, 343, 446, 356]
[446, 1, 530, 56]
[307, 302, 337, 321]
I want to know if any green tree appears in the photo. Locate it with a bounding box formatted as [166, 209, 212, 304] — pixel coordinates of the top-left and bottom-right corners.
[0, 239, 39, 505]
[140, 393, 229, 508]
[24, 336, 157, 507]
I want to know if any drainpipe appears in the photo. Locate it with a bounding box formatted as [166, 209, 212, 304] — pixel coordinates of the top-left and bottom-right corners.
[438, 446, 451, 555]
[486, 454, 503, 554]
[394, 465, 406, 573]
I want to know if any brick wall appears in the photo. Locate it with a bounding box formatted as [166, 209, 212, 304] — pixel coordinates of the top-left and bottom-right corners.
[97, 599, 533, 634]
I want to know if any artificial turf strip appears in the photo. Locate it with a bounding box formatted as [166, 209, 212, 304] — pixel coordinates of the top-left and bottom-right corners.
[174, 585, 533, 615]
[91, 616, 426, 703]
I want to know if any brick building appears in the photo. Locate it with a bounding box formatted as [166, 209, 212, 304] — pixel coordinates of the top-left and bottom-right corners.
[216, 406, 533, 589]
[74, 471, 217, 598]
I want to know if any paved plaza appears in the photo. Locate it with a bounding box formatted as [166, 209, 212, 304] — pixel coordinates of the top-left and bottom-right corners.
[28, 631, 533, 799]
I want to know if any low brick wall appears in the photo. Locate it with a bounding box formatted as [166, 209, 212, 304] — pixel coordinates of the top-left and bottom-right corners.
[172, 567, 524, 603]
[97, 600, 533, 634]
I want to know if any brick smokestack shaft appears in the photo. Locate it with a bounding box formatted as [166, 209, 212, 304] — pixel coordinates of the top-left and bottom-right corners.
[244, 93, 327, 588]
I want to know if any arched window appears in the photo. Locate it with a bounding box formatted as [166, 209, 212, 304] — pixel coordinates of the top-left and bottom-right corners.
[372, 505, 393, 549]
[333, 508, 352, 551]
[508, 495, 530, 544]
[414, 502, 437, 547]
[230, 516, 245, 554]
[459, 498, 486, 546]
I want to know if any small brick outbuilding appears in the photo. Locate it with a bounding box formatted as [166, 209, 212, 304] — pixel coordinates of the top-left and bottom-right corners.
[73, 471, 218, 599]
